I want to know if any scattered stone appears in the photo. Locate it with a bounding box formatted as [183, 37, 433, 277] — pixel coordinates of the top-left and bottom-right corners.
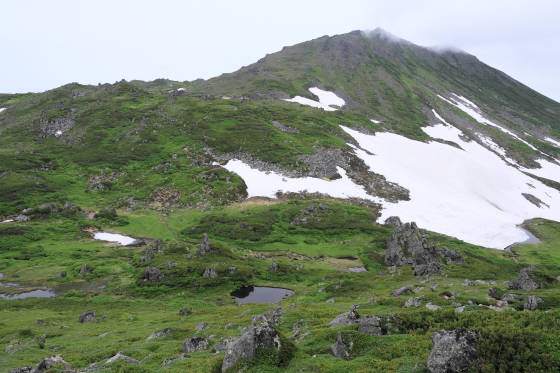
[38, 203, 58, 213]
[164, 261, 178, 270]
[229, 267, 236, 275]
[357, 315, 383, 336]
[35, 318, 47, 326]
[426, 303, 442, 311]
[462, 279, 475, 287]
[500, 293, 519, 302]
[195, 322, 208, 331]
[147, 327, 172, 341]
[183, 337, 208, 353]
[55, 272, 67, 279]
[222, 322, 282, 372]
[451, 302, 462, 307]
[430, 283, 439, 292]
[63, 202, 76, 210]
[203, 267, 218, 278]
[427, 329, 480, 373]
[162, 354, 185, 367]
[405, 296, 424, 308]
[144, 267, 164, 282]
[327, 310, 360, 327]
[78, 310, 96, 323]
[251, 314, 267, 322]
[6, 367, 33, 373]
[326, 298, 335, 303]
[455, 306, 465, 313]
[31, 355, 74, 373]
[106, 351, 139, 365]
[524, 295, 543, 311]
[196, 233, 213, 256]
[78, 264, 93, 275]
[510, 266, 540, 291]
[179, 307, 193, 316]
[390, 286, 412, 297]
[269, 262, 278, 272]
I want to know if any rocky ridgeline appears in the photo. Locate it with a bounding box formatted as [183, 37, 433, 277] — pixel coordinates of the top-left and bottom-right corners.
[384, 217, 464, 276]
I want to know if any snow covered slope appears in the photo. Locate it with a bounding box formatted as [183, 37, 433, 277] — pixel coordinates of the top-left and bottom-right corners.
[223, 116, 560, 249]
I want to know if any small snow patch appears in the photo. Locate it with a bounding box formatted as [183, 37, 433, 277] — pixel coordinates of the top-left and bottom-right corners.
[0, 108, 6, 113]
[285, 87, 345, 111]
[93, 232, 135, 245]
[370, 119, 381, 124]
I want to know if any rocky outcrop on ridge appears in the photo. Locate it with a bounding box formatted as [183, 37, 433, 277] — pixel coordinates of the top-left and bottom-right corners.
[427, 329, 480, 373]
[509, 265, 540, 291]
[384, 217, 464, 276]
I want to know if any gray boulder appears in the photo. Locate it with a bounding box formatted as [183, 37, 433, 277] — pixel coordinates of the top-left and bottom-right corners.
[251, 314, 267, 322]
[222, 321, 281, 372]
[147, 327, 172, 341]
[405, 296, 424, 308]
[141, 239, 165, 262]
[78, 264, 92, 275]
[213, 338, 232, 352]
[32, 355, 73, 373]
[427, 329, 480, 373]
[269, 262, 279, 271]
[391, 286, 412, 297]
[384, 216, 403, 226]
[183, 337, 208, 353]
[35, 318, 47, 326]
[106, 351, 139, 364]
[357, 315, 383, 336]
[327, 310, 360, 327]
[203, 268, 218, 278]
[6, 368, 33, 373]
[501, 293, 520, 302]
[78, 310, 96, 323]
[330, 331, 352, 360]
[196, 233, 212, 256]
[523, 295, 543, 311]
[510, 266, 540, 291]
[145, 267, 164, 282]
[63, 202, 76, 210]
[38, 203, 58, 213]
[462, 279, 474, 287]
[195, 322, 208, 331]
[179, 307, 193, 316]
[165, 261, 178, 270]
[14, 214, 31, 222]
[162, 354, 185, 367]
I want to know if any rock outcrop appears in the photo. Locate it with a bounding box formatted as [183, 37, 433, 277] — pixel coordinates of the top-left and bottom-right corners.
[183, 337, 208, 353]
[510, 265, 540, 291]
[357, 315, 383, 336]
[78, 310, 96, 323]
[391, 286, 412, 298]
[222, 321, 282, 372]
[196, 233, 213, 256]
[106, 351, 139, 364]
[524, 295, 543, 311]
[147, 327, 173, 341]
[32, 355, 73, 373]
[384, 217, 464, 276]
[140, 239, 165, 262]
[405, 296, 424, 308]
[203, 268, 218, 278]
[427, 329, 480, 373]
[331, 331, 352, 360]
[145, 267, 164, 282]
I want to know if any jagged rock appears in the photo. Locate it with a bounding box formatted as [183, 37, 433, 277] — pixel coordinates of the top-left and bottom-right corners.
[203, 267, 218, 278]
[106, 351, 139, 364]
[269, 262, 279, 271]
[384, 216, 402, 226]
[164, 260, 178, 269]
[196, 233, 212, 256]
[162, 354, 185, 367]
[500, 293, 519, 302]
[426, 303, 442, 311]
[195, 322, 208, 331]
[328, 310, 360, 327]
[357, 315, 383, 335]
[145, 267, 164, 282]
[183, 337, 208, 353]
[510, 266, 540, 291]
[405, 296, 424, 308]
[63, 202, 76, 210]
[462, 279, 475, 287]
[78, 264, 93, 275]
[385, 220, 450, 276]
[6, 367, 33, 373]
[35, 318, 47, 326]
[14, 214, 31, 222]
[330, 331, 352, 360]
[427, 329, 480, 373]
[390, 286, 412, 297]
[147, 327, 173, 341]
[38, 203, 58, 213]
[32, 355, 74, 373]
[140, 239, 165, 262]
[222, 322, 282, 372]
[439, 247, 466, 265]
[455, 306, 465, 313]
[524, 295, 543, 311]
[78, 310, 96, 323]
[179, 307, 193, 316]
[224, 323, 236, 330]
[55, 272, 67, 279]
[251, 314, 267, 322]
[214, 338, 232, 352]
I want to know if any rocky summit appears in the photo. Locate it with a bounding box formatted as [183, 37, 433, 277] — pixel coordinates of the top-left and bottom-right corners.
[0, 29, 560, 372]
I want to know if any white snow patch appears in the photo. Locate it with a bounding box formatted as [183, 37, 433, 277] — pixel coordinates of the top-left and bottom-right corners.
[222, 160, 381, 203]
[177, 88, 185, 91]
[370, 119, 381, 124]
[222, 96, 231, 99]
[546, 137, 560, 147]
[0, 108, 6, 113]
[93, 232, 135, 246]
[521, 159, 560, 184]
[438, 94, 540, 152]
[0, 219, 14, 224]
[284, 87, 345, 111]
[341, 125, 560, 249]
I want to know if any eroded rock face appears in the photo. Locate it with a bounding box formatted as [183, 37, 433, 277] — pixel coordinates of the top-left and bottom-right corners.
[203, 268, 218, 278]
[196, 233, 213, 257]
[357, 315, 383, 336]
[145, 267, 164, 282]
[147, 327, 173, 341]
[391, 286, 412, 298]
[510, 266, 540, 291]
[405, 296, 424, 308]
[331, 331, 352, 360]
[78, 310, 96, 323]
[222, 322, 281, 372]
[140, 239, 165, 262]
[183, 337, 208, 354]
[427, 329, 480, 373]
[384, 219, 463, 276]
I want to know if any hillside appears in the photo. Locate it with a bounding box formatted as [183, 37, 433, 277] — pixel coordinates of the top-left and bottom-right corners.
[0, 29, 560, 372]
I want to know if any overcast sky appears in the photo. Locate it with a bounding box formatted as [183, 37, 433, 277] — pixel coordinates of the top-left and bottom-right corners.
[2, 0, 559, 102]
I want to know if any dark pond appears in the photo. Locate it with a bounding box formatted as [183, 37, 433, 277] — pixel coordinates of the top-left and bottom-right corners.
[0, 274, 57, 299]
[336, 256, 358, 260]
[348, 267, 368, 272]
[504, 227, 541, 252]
[230, 286, 294, 304]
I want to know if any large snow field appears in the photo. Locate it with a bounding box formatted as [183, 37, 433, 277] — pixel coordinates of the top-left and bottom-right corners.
[223, 161, 382, 203]
[284, 87, 345, 111]
[520, 159, 560, 184]
[341, 124, 560, 249]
